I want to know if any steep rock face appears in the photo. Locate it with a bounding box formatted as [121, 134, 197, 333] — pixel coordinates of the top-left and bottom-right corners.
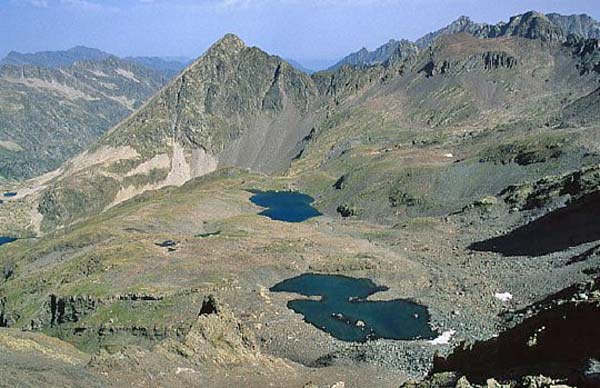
[34, 34, 322, 230]
[330, 11, 578, 71]
[547, 13, 600, 39]
[0, 58, 168, 179]
[566, 35, 600, 75]
[102, 34, 321, 171]
[496, 11, 564, 42]
[420, 11, 565, 46]
[419, 49, 518, 77]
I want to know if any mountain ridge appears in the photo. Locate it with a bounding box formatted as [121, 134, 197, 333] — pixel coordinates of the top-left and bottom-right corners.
[3, 25, 597, 233]
[1, 46, 189, 77]
[331, 11, 599, 71]
[30, 33, 324, 230]
[0, 56, 169, 180]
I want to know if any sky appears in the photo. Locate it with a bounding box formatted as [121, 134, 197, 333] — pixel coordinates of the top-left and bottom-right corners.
[1, 0, 600, 69]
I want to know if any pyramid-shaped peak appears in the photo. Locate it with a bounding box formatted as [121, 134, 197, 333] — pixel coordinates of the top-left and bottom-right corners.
[210, 33, 246, 52]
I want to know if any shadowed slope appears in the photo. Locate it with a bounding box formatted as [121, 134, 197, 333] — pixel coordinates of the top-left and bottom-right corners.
[469, 191, 600, 256]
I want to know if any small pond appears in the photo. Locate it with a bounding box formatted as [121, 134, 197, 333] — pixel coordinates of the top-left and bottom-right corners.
[270, 273, 437, 342]
[249, 190, 321, 222]
[3, 192, 17, 197]
[0, 237, 17, 246]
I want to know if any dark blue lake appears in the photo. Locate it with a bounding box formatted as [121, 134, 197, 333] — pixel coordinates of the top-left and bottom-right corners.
[3, 192, 17, 197]
[0, 237, 17, 246]
[249, 190, 321, 222]
[270, 273, 437, 342]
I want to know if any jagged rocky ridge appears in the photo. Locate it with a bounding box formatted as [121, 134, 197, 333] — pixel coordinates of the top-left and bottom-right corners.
[403, 279, 600, 388]
[334, 11, 598, 71]
[328, 39, 418, 71]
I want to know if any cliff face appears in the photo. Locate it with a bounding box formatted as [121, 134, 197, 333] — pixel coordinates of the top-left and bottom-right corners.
[335, 11, 588, 71]
[101, 34, 321, 170]
[547, 13, 600, 39]
[328, 39, 418, 71]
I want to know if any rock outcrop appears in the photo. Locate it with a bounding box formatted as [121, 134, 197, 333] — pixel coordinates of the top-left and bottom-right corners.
[428, 279, 600, 387]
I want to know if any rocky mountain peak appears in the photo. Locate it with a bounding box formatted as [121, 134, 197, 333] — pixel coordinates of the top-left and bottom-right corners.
[328, 39, 418, 70]
[209, 33, 246, 53]
[501, 10, 564, 42]
[450, 15, 475, 28]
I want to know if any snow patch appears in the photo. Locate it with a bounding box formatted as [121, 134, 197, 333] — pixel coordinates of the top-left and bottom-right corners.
[495, 292, 513, 302]
[175, 367, 196, 375]
[115, 68, 140, 83]
[429, 330, 456, 345]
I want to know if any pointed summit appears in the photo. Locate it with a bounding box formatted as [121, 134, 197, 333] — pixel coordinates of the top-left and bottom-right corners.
[209, 33, 246, 52]
[194, 33, 246, 65]
[452, 15, 474, 26]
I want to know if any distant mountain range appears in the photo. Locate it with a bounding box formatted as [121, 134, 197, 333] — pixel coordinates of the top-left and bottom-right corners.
[330, 11, 600, 70]
[0, 47, 192, 180]
[17, 11, 599, 232]
[0, 56, 168, 180]
[1, 46, 190, 77]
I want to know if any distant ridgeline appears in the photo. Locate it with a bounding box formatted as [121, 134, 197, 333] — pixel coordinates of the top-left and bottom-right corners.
[0, 46, 189, 77]
[0, 48, 190, 180]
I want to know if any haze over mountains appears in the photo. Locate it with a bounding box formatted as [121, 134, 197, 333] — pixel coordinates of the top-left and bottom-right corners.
[0, 47, 193, 180]
[0, 8, 600, 388]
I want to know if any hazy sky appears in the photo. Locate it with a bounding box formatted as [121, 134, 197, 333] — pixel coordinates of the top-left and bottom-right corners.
[2, 0, 600, 68]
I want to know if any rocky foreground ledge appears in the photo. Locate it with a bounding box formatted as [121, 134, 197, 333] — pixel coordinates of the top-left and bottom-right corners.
[403, 278, 600, 388]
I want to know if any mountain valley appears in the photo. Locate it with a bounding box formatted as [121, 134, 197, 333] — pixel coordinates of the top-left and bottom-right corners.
[1, 10, 600, 388]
